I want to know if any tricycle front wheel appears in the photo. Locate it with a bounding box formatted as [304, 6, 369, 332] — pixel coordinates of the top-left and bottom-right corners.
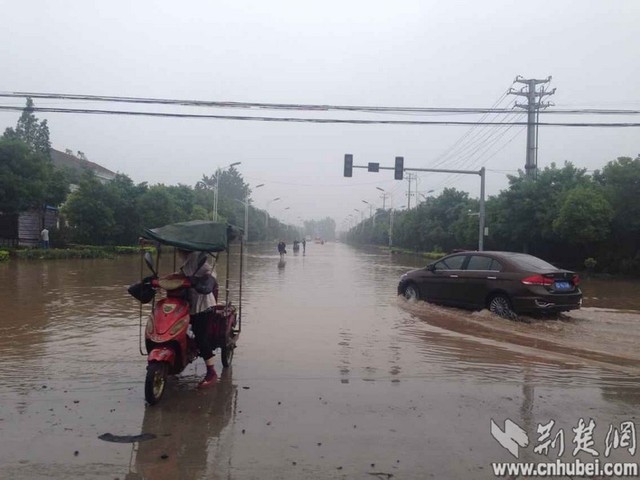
[145, 361, 168, 405]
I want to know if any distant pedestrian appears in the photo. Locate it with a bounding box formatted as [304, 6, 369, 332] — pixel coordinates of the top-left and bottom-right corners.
[302, 238, 306, 253]
[277, 241, 287, 259]
[40, 227, 50, 249]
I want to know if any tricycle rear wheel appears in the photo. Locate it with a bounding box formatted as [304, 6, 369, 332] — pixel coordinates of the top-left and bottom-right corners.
[220, 332, 236, 368]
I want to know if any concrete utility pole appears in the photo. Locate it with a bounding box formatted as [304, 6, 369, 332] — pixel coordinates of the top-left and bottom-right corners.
[509, 76, 555, 179]
[405, 173, 416, 209]
[376, 187, 388, 209]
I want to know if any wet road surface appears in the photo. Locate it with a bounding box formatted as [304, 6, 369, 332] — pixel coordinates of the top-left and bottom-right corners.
[1, 243, 639, 479]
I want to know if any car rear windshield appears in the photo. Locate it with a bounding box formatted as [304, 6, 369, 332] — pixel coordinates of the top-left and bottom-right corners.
[507, 253, 558, 271]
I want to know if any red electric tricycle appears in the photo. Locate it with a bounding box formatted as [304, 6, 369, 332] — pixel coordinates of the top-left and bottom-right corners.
[128, 220, 244, 405]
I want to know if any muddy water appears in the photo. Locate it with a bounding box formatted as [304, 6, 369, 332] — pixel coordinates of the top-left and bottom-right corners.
[0, 244, 639, 479]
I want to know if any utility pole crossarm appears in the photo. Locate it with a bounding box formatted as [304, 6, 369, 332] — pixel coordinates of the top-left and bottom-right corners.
[515, 76, 551, 85]
[508, 89, 530, 97]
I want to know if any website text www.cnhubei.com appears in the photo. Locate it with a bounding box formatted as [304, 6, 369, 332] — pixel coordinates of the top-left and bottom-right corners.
[491, 459, 638, 477]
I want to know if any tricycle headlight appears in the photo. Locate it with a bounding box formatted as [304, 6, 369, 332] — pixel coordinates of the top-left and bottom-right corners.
[169, 317, 190, 336]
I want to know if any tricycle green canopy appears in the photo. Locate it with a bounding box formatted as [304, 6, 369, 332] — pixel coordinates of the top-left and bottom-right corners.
[142, 220, 243, 252]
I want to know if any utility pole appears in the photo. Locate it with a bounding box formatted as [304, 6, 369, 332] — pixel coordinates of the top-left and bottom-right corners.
[380, 192, 388, 209]
[509, 76, 555, 179]
[406, 173, 416, 209]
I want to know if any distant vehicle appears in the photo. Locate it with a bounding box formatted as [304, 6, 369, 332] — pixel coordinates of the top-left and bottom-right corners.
[397, 251, 582, 319]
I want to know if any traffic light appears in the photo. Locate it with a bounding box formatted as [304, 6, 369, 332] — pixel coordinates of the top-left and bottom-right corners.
[394, 156, 404, 180]
[344, 154, 353, 177]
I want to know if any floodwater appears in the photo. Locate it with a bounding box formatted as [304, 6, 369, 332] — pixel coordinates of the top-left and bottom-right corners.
[1, 243, 639, 479]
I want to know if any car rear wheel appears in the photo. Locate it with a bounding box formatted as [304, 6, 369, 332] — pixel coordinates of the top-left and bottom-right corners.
[488, 294, 518, 321]
[404, 283, 420, 301]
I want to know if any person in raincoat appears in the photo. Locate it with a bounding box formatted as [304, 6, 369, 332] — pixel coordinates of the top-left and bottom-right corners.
[277, 241, 287, 259]
[177, 249, 219, 388]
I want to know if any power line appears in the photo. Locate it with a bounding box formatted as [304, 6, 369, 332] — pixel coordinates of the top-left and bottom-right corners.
[0, 105, 638, 127]
[1, 91, 640, 115]
[430, 89, 513, 169]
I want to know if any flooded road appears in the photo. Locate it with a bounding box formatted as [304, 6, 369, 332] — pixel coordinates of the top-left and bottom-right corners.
[1, 243, 639, 479]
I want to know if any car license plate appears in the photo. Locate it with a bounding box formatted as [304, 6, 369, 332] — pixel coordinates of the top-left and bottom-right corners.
[554, 281, 571, 291]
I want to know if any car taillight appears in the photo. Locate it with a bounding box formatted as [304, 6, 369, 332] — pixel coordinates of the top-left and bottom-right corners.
[521, 274, 554, 286]
[572, 274, 580, 286]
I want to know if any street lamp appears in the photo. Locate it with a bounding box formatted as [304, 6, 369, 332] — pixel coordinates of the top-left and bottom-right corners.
[419, 189, 434, 205]
[213, 161, 242, 221]
[362, 199, 373, 218]
[240, 183, 264, 242]
[265, 197, 281, 230]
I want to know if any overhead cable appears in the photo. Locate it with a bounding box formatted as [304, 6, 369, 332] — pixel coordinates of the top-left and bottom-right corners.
[1, 91, 640, 115]
[0, 105, 638, 127]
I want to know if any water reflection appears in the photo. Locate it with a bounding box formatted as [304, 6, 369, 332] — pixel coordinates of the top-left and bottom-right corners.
[126, 369, 237, 480]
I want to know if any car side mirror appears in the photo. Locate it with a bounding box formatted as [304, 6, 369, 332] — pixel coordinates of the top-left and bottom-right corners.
[426, 264, 436, 272]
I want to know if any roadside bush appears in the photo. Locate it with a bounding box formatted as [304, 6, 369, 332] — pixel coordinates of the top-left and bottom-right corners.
[584, 257, 597, 271]
[618, 254, 640, 276]
[10, 245, 154, 260]
[14, 248, 116, 260]
[0, 250, 9, 262]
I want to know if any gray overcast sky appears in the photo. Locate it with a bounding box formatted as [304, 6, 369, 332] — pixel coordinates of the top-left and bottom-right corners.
[1, 0, 639, 229]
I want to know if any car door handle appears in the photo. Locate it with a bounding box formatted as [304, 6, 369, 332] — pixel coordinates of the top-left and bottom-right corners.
[449, 274, 458, 278]
[486, 276, 497, 280]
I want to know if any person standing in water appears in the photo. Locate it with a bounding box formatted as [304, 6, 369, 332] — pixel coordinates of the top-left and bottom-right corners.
[40, 227, 50, 249]
[277, 240, 287, 259]
[177, 249, 218, 388]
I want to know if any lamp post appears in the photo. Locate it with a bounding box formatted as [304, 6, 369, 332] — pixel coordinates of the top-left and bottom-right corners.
[241, 183, 264, 242]
[361, 200, 373, 218]
[265, 197, 281, 231]
[376, 186, 390, 209]
[389, 205, 405, 248]
[354, 208, 364, 233]
[419, 189, 434, 206]
[213, 161, 242, 221]
[281, 206, 291, 225]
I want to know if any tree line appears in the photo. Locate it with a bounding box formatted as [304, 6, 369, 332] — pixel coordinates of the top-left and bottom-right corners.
[1, 99, 334, 246]
[343, 158, 640, 275]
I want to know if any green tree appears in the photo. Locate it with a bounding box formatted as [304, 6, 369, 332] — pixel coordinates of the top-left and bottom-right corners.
[137, 185, 179, 229]
[196, 166, 250, 219]
[0, 138, 68, 214]
[389, 188, 474, 252]
[594, 156, 640, 237]
[104, 174, 147, 244]
[304, 217, 336, 241]
[3, 98, 51, 158]
[62, 172, 115, 244]
[552, 185, 613, 246]
[489, 162, 589, 252]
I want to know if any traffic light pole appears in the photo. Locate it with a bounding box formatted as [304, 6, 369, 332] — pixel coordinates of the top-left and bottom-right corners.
[403, 166, 486, 251]
[343, 154, 486, 251]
